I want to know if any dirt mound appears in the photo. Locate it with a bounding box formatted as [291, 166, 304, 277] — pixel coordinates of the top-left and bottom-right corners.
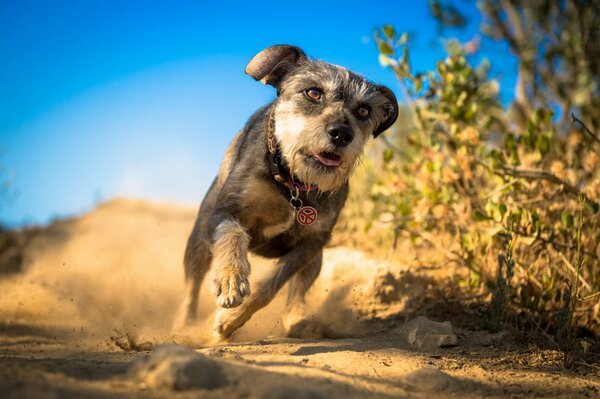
[1, 199, 191, 347]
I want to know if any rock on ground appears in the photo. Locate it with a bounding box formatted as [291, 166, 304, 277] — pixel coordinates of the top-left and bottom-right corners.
[128, 344, 227, 391]
[392, 316, 458, 351]
[403, 368, 465, 392]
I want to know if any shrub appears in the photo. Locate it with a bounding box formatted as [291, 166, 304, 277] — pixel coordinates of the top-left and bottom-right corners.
[337, 2, 600, 366]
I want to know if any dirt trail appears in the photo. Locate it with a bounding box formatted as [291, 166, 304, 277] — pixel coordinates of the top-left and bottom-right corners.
[0, 199, 598, 398]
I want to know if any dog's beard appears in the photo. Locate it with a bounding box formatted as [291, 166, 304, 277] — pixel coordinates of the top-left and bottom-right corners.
[286, 146, 360, 193]
[274, 109, 363, 193]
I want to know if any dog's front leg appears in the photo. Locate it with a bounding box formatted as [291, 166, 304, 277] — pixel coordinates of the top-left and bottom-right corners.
[210, 218, 251, 308]
[283, 253, 322, 338]
[213, 241, 325, 339]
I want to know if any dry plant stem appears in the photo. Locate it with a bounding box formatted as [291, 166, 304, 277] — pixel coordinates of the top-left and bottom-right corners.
[528, 312, 558, 347]
[571, 112, 600, 147]
[558, 251, 592, 293]
[474, 159, 593, 206]
[483, 179, 519, 200]
[573, 196, 585, 303]
[581, 291, 600, 301]
[540, 235, 598, 261]
[513, 259, 543, 290]
[575, 361, 600, 371]
[495, 162, 597, 208]
[558, 197, 586, 368]
[385, 47, 426, 134]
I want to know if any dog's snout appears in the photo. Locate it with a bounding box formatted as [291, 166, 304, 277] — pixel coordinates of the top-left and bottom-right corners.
[327, 123, 353, 147]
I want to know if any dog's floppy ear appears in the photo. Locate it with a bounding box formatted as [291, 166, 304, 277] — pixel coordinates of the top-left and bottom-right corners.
[246, 45, 306, 88]
[373, 85, 399, 138]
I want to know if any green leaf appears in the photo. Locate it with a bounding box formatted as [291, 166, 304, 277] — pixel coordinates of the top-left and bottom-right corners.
[498, 203, 507, 219]
[397, 32, 408, 45]
[474, 209, 491, 221]
[509, 149, 520, 166]
[536, 135, 550, 154]
[378, 54, 398, 67]
[489, 149, 502, 161]
[414, 76, 422, 93]
[505, 133, 517, 150]
[383, 25, 396, 40]
[561, 211, 574, 229]
[383, 149, 394, 163]
[531, 209, 540, 225]
[436, 60, 447, 75]
[585, 201, 599, 214]
[378, 41, 394, 56]
[456, 90, 467, 106]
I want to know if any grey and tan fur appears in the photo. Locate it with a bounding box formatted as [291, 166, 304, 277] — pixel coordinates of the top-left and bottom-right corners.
[175, 45, 398, 339]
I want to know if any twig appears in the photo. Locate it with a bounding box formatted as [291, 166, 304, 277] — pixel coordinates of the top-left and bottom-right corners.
[558, 252, 592, 293]
[581, 291, 600, 301]
[528, 313, 558, 348]
[571, 112, 600, 147]
[574, 361, 600, 371]
[537, 234, 598, 261]
[498, 163, 577, 194]
[483, 179, 519, 200]
[513, 259, 543, 290]
[508, 225, 599, 261]
[495, 162, 597, 208]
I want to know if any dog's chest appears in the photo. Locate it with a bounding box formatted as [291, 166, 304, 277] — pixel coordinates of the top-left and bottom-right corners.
[261, 212, 295, 238]
[241, 182, 333, 256]
[241, 180, 294, 232]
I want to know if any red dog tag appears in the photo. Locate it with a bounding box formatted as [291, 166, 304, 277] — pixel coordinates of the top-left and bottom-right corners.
[296, 206, 318, 225]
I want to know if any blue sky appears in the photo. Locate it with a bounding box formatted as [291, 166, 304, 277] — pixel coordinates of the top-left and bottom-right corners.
[0, 0, 514, 226]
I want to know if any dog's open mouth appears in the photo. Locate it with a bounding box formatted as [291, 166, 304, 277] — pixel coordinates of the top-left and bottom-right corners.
[314, 152, 341, 167]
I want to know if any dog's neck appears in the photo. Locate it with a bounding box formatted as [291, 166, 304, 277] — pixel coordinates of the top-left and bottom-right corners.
[266, 108, 318, 192]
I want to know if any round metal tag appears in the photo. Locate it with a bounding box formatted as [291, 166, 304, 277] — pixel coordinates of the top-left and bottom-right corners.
[296, 206, 318, 225]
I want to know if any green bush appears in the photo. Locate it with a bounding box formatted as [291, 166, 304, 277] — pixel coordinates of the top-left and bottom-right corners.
[339, 1, 600, 366]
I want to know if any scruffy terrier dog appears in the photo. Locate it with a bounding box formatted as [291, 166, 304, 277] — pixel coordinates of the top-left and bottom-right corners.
[177, 45, 398, 339]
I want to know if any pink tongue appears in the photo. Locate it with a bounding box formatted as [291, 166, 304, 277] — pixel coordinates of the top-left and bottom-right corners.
[314, 153, 341, 167]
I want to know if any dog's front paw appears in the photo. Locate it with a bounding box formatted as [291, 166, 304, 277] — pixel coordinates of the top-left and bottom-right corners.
[213, 310, 237, 339]
[213, 305, 251, 339]
[212, 272, 250, 308]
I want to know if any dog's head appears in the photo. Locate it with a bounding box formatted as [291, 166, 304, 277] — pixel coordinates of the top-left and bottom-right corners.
[246, 45, 398, 192]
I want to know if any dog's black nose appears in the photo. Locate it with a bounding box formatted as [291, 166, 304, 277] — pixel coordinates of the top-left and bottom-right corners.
[327, 123, 353, 147]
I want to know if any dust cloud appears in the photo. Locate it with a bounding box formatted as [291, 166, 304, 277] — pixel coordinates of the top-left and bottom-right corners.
[0, 199, 391, 349]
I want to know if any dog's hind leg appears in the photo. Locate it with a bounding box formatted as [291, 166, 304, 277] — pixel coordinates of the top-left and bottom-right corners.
[173, 235, 212, 331]
[213, 245, 324, 339]
[282, 253, 322, 338]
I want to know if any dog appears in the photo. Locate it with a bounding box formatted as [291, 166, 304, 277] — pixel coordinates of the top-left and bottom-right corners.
[176, 45, 398, 339]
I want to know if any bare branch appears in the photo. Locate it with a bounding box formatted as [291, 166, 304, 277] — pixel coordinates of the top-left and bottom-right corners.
[558, 251, 592, 293]
[571, 112, 600, 147]
[494, 162, 597, 208]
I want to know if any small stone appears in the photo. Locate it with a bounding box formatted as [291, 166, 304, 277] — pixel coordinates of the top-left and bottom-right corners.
[128, 344, 227, 391]
[404, 368, 463, 392]
[392, 316, 458, 350]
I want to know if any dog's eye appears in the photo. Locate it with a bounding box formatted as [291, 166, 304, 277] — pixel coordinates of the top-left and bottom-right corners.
[356, 105, 370, 119]
[304, 87, 323, 101]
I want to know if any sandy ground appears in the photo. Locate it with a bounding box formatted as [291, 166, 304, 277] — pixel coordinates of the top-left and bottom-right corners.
[0, 199, 598, 398]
